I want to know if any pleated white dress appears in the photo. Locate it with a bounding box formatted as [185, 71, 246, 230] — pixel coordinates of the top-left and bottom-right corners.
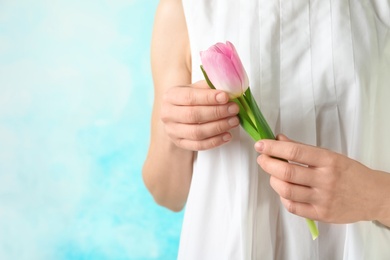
[179, 0, 390, 259]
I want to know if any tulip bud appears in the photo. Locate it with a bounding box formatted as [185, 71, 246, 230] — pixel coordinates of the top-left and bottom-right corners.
[200, 41, 249, 99]
[200, 41, 319, 240]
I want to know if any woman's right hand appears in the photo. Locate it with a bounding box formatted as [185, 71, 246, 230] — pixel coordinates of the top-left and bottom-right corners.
[161, 80, 240, 151]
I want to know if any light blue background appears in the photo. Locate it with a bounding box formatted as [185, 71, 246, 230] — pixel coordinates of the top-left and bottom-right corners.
[0, 1, 184, 259]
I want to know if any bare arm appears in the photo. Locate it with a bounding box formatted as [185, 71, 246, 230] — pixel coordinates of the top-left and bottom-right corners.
[143, 0, 193, 211]
[143, 0, 240, 211]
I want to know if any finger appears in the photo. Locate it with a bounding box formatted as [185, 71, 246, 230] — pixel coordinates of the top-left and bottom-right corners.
[192, 80, 211, 89]
[167, 116, 239, 141]
[280, 197, 319, 221]
[258, 154, 318, 187]
[255, 139, 332, 167]
[270, 176, 314, 203]
[164, 86, 230, 106]
[276, 134, 293, 142]
[176, 132, 232, 151]
[166, 102, 239, 124]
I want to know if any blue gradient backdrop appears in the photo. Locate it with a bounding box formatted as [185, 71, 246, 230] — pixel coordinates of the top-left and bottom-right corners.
[0, 1, 184, 259]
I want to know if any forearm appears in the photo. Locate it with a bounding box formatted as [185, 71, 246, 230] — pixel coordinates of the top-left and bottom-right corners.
[143, 116, 194, 211]
[143, 0, 193, 211]
[370, 170, 390, 228]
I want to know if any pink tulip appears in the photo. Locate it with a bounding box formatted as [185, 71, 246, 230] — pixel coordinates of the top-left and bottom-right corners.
[200, 41, 249, 99]
[200, 41, 319, 239]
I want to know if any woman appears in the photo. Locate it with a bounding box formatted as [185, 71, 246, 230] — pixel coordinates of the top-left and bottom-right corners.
[143, 0, 390, 258]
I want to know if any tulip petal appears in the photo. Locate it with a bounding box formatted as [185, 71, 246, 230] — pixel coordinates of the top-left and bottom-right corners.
[200, 51, 242, 98]
[207, 45, 224, 54]
[227, 41, 249, 92]
[200, 65, 216, 90]
[214, 42, 234, 58]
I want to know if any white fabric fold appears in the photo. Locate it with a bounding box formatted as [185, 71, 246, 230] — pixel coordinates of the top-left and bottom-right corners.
[179, 0, 390, 259]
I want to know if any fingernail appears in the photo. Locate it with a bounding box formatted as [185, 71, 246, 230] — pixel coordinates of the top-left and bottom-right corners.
[228, 117, 239, 126]
[222, 134, 232, 142]
[228, 104, 239, 114]
[216, 92, 228, 103]
[255, 142, 264, 152]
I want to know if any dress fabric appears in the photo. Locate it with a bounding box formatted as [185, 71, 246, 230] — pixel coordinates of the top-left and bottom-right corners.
[179, 0, 390, 259]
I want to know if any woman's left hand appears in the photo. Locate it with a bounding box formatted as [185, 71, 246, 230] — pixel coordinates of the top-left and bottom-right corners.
[255, 134, 390, 225]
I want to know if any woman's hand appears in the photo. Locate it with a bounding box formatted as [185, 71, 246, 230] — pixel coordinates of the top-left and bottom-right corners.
[255, 134, 390, 225]
[161, 80, 240, 151]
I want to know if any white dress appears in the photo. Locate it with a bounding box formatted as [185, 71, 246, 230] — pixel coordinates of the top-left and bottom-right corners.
[179, 0, 390, 259]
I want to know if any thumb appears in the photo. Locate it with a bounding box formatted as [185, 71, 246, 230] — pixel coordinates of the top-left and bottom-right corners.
[276, 134, 307, 147]
[192, 80, 210, 89]
[276, 134, 294, 142]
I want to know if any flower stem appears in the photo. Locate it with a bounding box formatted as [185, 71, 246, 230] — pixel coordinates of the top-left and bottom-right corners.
[238, 96, 256, 125]
[306, 219, 319, 240]
[241, 89, 320, 240]
[200, 66, 319, 240]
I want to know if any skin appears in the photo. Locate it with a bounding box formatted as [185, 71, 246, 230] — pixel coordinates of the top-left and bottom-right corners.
[142, 0, 239, 211]
[143, 0, 390, 228]
[255, 134, 390, 227]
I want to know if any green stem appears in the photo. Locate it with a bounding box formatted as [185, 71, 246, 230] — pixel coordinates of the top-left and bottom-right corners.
[233, 99, 261, 141]
[243, 88, 275, 140]
[306, 219, 319, 240]
[200, 66, 319, 240]
[243, 89, 320, 240]
[238, 95, 256, 126]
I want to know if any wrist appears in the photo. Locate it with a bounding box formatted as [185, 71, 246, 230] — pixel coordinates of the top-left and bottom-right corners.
[369, 170, 390, 228]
